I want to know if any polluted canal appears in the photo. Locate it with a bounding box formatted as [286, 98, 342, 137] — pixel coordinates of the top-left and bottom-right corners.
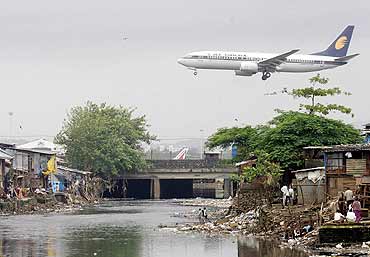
[0, 200, 308, 257]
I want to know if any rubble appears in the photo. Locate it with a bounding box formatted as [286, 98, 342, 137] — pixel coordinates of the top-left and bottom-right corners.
[172, 191, 370, 256]
[0, 193, 98, 216]
[178, 197, 232, 209]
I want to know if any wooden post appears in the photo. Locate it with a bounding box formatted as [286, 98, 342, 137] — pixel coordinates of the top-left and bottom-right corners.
[297, 180, 305, 206]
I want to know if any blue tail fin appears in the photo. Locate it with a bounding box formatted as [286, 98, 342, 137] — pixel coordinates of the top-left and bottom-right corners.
[312, 25, 354, 57]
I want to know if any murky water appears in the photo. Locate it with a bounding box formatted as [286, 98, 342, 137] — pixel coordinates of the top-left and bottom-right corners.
[0, 200, 308, 257]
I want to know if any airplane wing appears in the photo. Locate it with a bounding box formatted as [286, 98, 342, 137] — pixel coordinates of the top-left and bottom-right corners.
[258, 49, 300, 71]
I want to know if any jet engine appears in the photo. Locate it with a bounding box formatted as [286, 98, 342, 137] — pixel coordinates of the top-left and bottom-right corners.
[240, 62, 258, 73]
[235, 70, 254, 76]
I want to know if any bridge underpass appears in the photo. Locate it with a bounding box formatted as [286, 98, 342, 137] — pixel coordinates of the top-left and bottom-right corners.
[113, 160, 237, 199]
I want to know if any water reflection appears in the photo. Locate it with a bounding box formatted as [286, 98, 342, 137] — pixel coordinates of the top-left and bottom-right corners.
[66, 226, 142, 257]
[238, 237, 308, 257]
[0, 200, 308, 257]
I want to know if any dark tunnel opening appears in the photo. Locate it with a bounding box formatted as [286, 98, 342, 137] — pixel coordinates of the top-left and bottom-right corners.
[103, 179, 152, 199]
[160, 179, 193, 199]
[126, 179, 151, 199]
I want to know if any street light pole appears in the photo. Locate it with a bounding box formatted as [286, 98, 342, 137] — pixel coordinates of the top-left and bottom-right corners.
[200, 129, 204, 159]
[8, 112, 14, 138]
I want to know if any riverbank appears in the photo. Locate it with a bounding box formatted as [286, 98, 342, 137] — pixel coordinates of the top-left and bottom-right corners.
[172, 198, 370, 256]
[0, 194, 98, 216]
[0, 199, 309, 257]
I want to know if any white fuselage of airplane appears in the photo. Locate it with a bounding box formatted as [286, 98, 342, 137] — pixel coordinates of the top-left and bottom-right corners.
[178, 26, 358, 80]
[177, 51, 345, 74]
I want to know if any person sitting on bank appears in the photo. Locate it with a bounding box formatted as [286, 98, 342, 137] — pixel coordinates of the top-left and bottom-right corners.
[334, 211, 345, 223]
[352, 196, 362, 222]
[346, 205, 356, 223]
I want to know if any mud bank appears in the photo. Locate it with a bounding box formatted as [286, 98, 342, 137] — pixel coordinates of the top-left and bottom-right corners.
[0, 194, 98, 216]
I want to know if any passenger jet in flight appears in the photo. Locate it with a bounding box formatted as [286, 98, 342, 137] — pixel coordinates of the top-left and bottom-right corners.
[177, 25, 358, 80]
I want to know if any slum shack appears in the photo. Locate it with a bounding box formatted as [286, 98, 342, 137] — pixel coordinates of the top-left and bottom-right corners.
[309, 143, 370, 244]
[322, 144, 370, 200]
[0, 149, 13, 191]
[292, 167, 325, 205]
[53, 166, 91, 193]
[8, 148, 56, 192]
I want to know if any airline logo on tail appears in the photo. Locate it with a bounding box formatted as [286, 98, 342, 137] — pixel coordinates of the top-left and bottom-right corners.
[173, 147, 189, 160]
[313, 25, 354, 57]
[335, 36, 348, 50]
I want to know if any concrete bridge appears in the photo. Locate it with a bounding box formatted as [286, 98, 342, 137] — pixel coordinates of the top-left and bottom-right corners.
[112, 160, 237, 199]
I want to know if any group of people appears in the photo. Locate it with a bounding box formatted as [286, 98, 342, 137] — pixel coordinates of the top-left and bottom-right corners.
[281, 185, 295, 208]
[334, 187, 362, 223]
[198, 207, 208, 223]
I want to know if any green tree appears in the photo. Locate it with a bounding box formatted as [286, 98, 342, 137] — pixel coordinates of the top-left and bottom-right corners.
[236, 151, 281, 184]
[259, 111, 362, 170]
[55, 102, 153, 177]
[286, 73, 353, 116]
[206, 126, 258, 160]
[207, 112, 362, 170]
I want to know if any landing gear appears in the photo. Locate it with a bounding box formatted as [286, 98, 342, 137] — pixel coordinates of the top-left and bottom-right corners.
[261, 71, 271, 80]
[189, 68, 198, 76]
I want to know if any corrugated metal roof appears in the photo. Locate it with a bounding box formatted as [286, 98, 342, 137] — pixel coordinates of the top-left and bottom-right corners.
[58, 166, 92, 175]
[14, 148, 55, 155]
[303, 146, 332, 150]
[17, 138, 64, 154]
[0, 149, 13, 160]
[304, 144, 370, 152]
[291, 167, 324, 173]
[322, 143, 370, 152]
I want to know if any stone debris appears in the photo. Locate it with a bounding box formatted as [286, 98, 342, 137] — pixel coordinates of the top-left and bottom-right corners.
[179, 198, 232, 209]
[0, 194, 98, 216]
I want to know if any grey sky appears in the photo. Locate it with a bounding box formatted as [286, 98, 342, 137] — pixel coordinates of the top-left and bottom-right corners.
[1, 0, 369, 142]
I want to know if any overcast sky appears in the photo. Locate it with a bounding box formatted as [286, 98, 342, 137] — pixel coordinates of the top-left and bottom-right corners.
[1, 0, 369, 143]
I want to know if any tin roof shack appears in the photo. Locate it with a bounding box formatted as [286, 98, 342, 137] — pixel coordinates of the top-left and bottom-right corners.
[235, 157, 257, 175]
[53, 166, 91, 193]
[0, 149, 13, 190]
[9, 148, 56, 190]
[292, 167, 325, 205]
[323, 144, 370, 198]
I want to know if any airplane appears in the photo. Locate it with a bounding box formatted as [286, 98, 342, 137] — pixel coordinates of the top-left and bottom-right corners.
[173, 147, 189, 160]
[177, 25, 359, 80]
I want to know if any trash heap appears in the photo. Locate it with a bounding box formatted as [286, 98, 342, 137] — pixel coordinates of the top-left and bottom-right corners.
[176, 201, 328, 250]
[179, 197, 233, 209]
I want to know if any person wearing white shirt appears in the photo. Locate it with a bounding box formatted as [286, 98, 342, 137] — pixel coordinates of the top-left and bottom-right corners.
[281, 185, 289, 208]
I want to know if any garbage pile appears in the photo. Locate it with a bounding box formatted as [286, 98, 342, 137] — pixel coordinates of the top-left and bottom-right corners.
[176, 209, 257, 234]
[175, 203, 324, 249]
[0, 192, 96, 216]
[179, 197, 232, 209]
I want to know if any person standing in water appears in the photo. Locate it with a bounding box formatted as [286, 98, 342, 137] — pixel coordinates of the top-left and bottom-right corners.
[202, 207, 208, 221]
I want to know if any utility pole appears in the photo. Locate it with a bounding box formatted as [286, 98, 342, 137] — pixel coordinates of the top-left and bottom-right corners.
[200, 129, 204, 159]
